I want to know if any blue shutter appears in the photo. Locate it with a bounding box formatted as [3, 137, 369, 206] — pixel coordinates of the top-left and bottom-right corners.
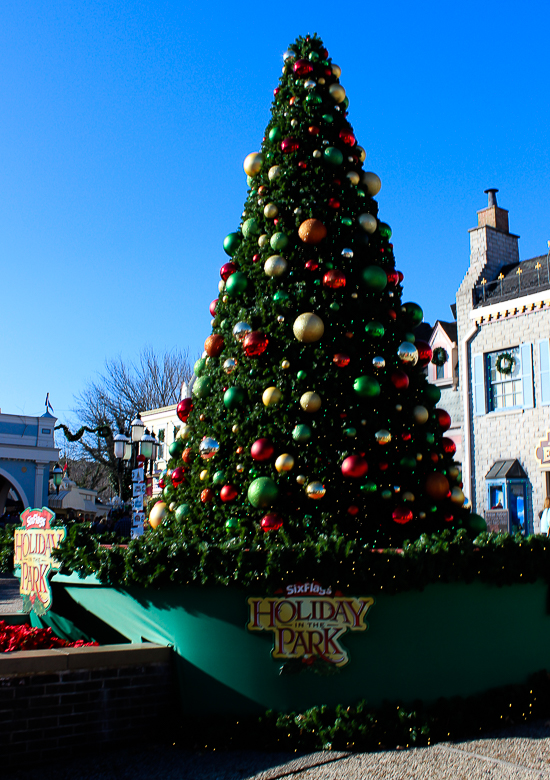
[538, 339, 550, 406]
[472, 353, 486, 415]
[520, 343, 534, 409]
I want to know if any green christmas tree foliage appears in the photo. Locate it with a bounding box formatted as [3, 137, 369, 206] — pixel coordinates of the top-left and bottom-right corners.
[161, 34, 467, 552]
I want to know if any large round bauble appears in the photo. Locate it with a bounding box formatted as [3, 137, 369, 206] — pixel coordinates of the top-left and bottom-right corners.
[354, 376, 381, 398]
[323, 269, 346, 289]
[391, 371, 409, 390]
[397, 342, 419, 366]
[358, 213, 377, 233]
[182, 448, 193, 464]
[293, 312, 324, 342]
[402, 301, 424, 327]
[204, 334, 224, 357]
[362, 172, 382, 196]
[200, 437, 220, 459]
[169, 438, 184, 458]
[292, 424, 312, 443]
[264, 255, 288, 277]
[362, 266, 388, 291]
[148, 502, 166, 529]
[392, 506, 413, 524]
[251, 438, 274, 461]
[178, 423, 191, 440]
[467, 513, 487, 534]
[199, 469, 208, 481]
[248, 477, 279, 508]
[200, 488, 214, 503]
[365, 322, 385, 340]
[223, 358, 238, 374]
[281, 137, 299, 154]
[223, 233, 241, 257]
[306, 481, 326, 499]
[175, 504, 190, 521]
[170, 467, 186, 488]
[425, 472, 450, 500]
[298, 218, 327, 244]
[329, 83, 346, 103]
[268, 126, 282, 143]
[209, 299, 218, 317]
[342, 455, 368, 478]
[415, 340, 432, 368]
[323, 147, 344, 166]
[450, 487, 465, 506]
[177, 398, 193, 422]
[270, 232, 288, 251]
[333, 353, 350, 367]
[435, 409, 452, 430]
[262, 387, 282, 406]
[223, 386, 245, 410]
[242, 218, 260, 238]
[192, 376, 211, 398]
[243, 331, 269, 357]
[339, 128, 356, 146]
[194, 357, 206, 377]
[275, 453, 294, 473]
[260, 513, 283, 532]
[268, 165, 282, 181]
[264, 202, 279, 219]
[375, 429, 392, 444]
[220, 484, 238, 502]
[413, 406, 429, 424]
[233, 321, 252, 342]
[300, 391, 321, 412]
[225, 271, 248, 297]
[293, 58, 313, 76]
[243, 152, 263, 177]
[441, 437, 457, 456]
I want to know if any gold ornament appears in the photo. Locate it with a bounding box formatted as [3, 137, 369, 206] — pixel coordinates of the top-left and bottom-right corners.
[356, 146, 366, 162]
[264, 255, 288, 277]
[275, 453, 295, 472]
[413, 405, 429, 424]
[450, 487, 465, 506]
[218, 280, 225, 292]
[362, 171, 381, 196]
[448, 466, 461, 481]
[358, 213, 377, 233]
[419, 511, 426, 519]
[236, 464, 244, 473]
[262, 386, 282, 406]
[347, 171, 360, 185]
[329, 84, 346, 103]
[169, 502, 176, 512]
[222, 295, 228, 303]
[258, 234, 269, 247]
[243, 152, 263, 176]
[148, 502, 166, 529]
[268, 165, 282, 180]
[318, 77, 325, 84]
[402, 492, 415, 502]
[300, 391, 321, 413]
[281, 359, 290, 369]
[293, 312, 325, 342]
[298, 218, 327, 244]
[232, 424, 239, 433]
[416, 453, 423, 461]
[296, 474, 307, 485]
[306, 481, 326, 499]
[200, 469, 208, 481]
[178, 423, 191, 440]
[264, 202, 279, 219]
[332, 64, 341, 77]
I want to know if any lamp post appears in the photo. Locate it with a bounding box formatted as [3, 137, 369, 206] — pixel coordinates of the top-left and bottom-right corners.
[52, 464, 64, 495]
[113, 413, 158, 536]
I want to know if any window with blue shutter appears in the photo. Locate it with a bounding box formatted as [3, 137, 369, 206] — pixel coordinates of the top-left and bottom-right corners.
[538, 339, 550, 406]
[520, 343, 534, 409]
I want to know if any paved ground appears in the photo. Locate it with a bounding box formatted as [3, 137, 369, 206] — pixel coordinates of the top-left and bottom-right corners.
[0, 573, 23, 613]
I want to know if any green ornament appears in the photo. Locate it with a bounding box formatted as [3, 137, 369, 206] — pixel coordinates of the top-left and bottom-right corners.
[381, 489, 392, 500]
[163, 486, 174, 500]
[248, 468, 258, 477]
[342, 97, 349, 109]
[293, 424, 312, 443]
[192, 375, 212, 398]
[225, 517, 240, 530]
[308, 51, 319, 61]
[424, 385, 441, 405]
[223, 232, 242, 257]
[467, 513, 487, 535]
[322, 114, 334, 123]
[365, 321, 385, 338]
[340, 216, 353, 226]
[213, 471, 225, 485]
[297, 370, 307, 380]
[169, 439, 184, 458]
[194, 357, 207, 377]
[273, 290, 289, 303]
[400, 457, 416, 469]
[405, 332, 416, 343]
[357, 189, 365, 198]
[425, 432, 435, 444]
[247, 477, 279, 509]
[344, 427, 357, 438]
[246, 175, 254, 187]
[306, 93, 322, 106]
[362, 266, 388, 291]
[354, 376, 381, 398]
[224, 386, 245, 410]
[175, 504, 190, 521]
[330, 303, 340, 311]
[242, 218, 260, 238]
[226, 271, 249, 296]
[270, 232, 288, 251]
[325, 261, 334, 269]
[268, 127, 282, 143]
[323, 146, 343, 165]
[402, 301, 424, 327]
[378, 222, 392, 239]
[360, 481, 377, 493]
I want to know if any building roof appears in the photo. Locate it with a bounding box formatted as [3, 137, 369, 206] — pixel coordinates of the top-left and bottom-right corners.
[485, 460, 528, 480]
[474, 255, 549, 307]
[435, 321, 457, 343]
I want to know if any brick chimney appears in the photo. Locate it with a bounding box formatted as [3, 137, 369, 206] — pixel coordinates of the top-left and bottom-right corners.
[476, 188, 510, 233]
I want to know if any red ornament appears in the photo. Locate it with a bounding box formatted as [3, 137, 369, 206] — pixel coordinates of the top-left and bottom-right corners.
[444, 513, 454, 523]
[251, 438, 274, 461]
[293, 59, 313, 76]
[209, 299, 218, 316]
[274, 87, 280, 96]
[338, 129, 356, 146]
[258, 185, 267, 195]
[220, 484, 238, 502]
[328, 198, 340, 209]
[320, 47, 328, 58]
[333, 353, 350, 367]
[204, 334, 224, 357]
[177, 398, 193, 422]
[392, 506, 413, 524]
[305, 259, 319, 271]
[379, 462, 389, 471]
[252, 253, 260, 263]
[298, 161, 307, 169]
[397, 271, 404, 282]
[415, 340, 432, 367]
[323, 269, 346, 289]
[341, 455, 368, 478]
[401, 433, 412, 441]
[243, 331, 269, 357]
[347, 505, 360, 516]
[431, 453, 439, 463]
[158, 477, 165, 489]
[260, 512, 283, 532]
[435, 409, 452, 430]
[200, 488, 214, 503]
[281, 137, 299, 154]
[386, 270, 399, 286]
[289, 96, 296, 105]
[441, 437, 457, 456]
[391, 370, 409, 390]
[220, 262, 237, 281]
[308, 126, 320, 135]
[387, 309, 397, 320]
[182, 448, 193, 464]
[171, 467, 186, 487]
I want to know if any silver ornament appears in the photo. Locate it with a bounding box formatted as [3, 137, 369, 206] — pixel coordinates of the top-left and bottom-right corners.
[341, 248, 354, 258]
[277, 315, 285, 323]
[375, 429, 392, 445]
[313, 150, 321, 158]
[233, 322, 252, 342]
[372, 356, 385, 370]
[397, 341, 419, 366]
[304, 80, 316, 89]
[223, 358, 238, 374]
[283, 49, 295, 61]
[199, 437, 219, 459]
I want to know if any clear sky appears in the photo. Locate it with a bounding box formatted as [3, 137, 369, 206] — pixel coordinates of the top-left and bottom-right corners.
[1, 0, 549, 428]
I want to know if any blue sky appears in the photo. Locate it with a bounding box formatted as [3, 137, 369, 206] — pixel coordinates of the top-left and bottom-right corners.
[1, 1, 548, 427]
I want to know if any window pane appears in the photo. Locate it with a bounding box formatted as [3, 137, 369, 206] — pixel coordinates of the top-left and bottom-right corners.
[487, 348, 522, 411]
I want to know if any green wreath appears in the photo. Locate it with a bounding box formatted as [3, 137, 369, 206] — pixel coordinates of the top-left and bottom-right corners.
[495, 352, 515, 376]
[431, 347, 448, 367]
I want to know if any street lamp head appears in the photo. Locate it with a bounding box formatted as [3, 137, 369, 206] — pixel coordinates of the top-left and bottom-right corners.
[140, 430, 156, 461]
[113, 433, 131, 460]
[131, 413, 145, 443]
[52, 464, 64, 496]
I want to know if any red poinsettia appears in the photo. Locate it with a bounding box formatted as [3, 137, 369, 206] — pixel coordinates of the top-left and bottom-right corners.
[0, 620, 98, 652]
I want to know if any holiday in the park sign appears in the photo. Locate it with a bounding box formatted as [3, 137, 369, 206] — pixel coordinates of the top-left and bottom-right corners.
[13, 507, 66, 615]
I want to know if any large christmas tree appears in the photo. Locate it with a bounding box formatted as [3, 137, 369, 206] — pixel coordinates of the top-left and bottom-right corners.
[160, 33, 466, 552]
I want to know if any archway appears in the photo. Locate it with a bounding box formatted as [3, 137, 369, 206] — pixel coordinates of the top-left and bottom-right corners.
[0, 467, 29, 521]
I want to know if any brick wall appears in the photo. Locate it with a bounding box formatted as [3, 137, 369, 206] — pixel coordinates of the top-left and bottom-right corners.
[0, 643, 177, 767]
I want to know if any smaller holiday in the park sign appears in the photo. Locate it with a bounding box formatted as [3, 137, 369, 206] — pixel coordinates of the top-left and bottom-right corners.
[13, 507, 66, 615]
[247, 583, 374, 669]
